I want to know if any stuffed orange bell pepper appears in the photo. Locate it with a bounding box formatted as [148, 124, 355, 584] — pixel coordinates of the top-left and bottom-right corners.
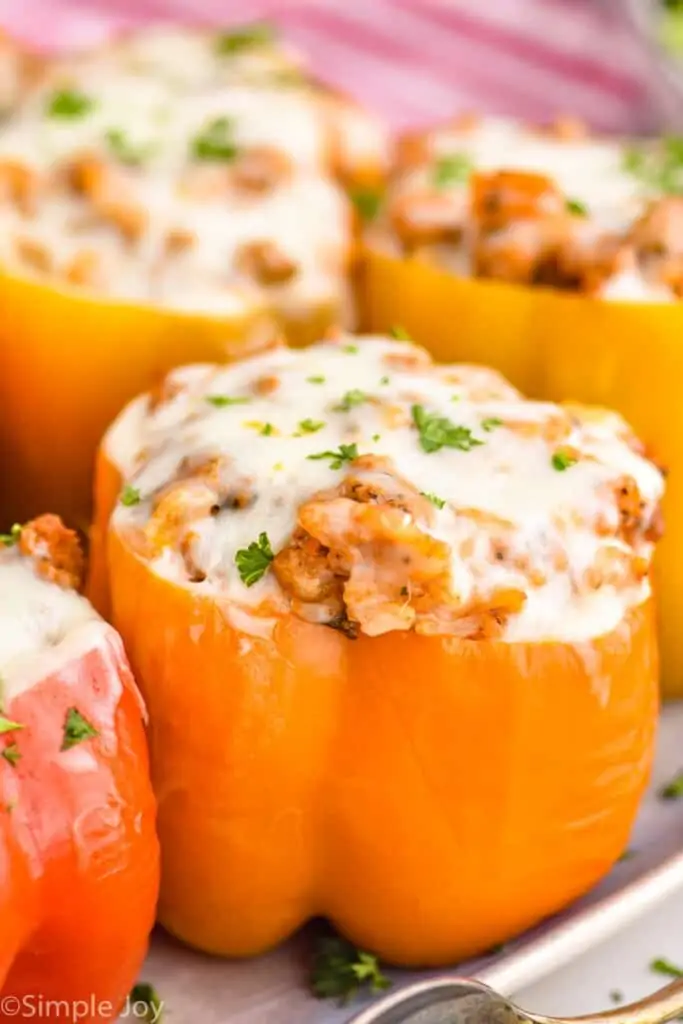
[90, 332, 663, 967]
[0, 515, 159, 1021]
[0, 23, 387, 528]
[359, 115, 683, 696]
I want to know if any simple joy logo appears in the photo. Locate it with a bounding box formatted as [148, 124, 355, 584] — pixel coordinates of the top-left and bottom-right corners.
[0, 993, 163, 1022]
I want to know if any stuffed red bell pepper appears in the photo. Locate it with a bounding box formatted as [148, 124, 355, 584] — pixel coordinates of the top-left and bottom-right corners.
[0, 515, 159, 1023]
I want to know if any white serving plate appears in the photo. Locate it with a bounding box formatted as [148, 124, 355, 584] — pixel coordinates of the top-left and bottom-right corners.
[137, 702, 683, 1024]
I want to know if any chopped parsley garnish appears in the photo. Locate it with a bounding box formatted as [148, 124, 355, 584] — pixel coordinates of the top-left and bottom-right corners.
[390, 325, 412, 341]
[651, 957, 683, 979]
[609, 991, 624, 1005]
[372, 433, 381, 442]
[0, 717, 23, 735]
[105, 128, 156, 166]
[1, 743, 21, 767]
[551, 450, 578, 472]
[566, 197, 587, 216]
[307, 375, 326, 384]
[46, 89, 95, 119]
[206, 395, 251, 407]
[481, 417, 503, 432]
[308, 443, 358, 469]
[120, 485, 141, 507]
[379, 376, 390, 386]
[662, 3, 683, 56]
[310, 934, 391, 1005]
[622, 145, 648, 178]
[268, 68, 306, 88]
[342, 344, 359, 354]
[422, 491, 446, 509]
[334, 389, 367, 412]
[129, 982, 164, 1023]
[191, 117, 238, 162]
[0, 524, 22, 547]
[412, 405, 484, 454]
[61, 708, 98, 751]
[658, 135, 683, 187]
[297, 418, 326, 434]
[433, 152, 472, 188]
[215, 22, 276, 54]
[235, 533, 274, 586]
[349, 186, 383, 223]
[660, 768, 683, 800]
[246, 420, 276, 436]
[622, 136, 683, 193]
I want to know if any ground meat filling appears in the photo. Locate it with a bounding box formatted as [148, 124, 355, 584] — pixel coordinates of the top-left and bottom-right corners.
[631, 197, 683, 297]
[381, 116, 683, 300]
[271, 456, 528, 639]
[141, 454, 256, 575]
[18, 514, 85, 591]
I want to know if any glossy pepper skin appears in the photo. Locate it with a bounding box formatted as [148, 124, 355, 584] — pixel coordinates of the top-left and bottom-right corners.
[0, 615, 159, 1021]
[0, 269, 342, 531]
[360, 247, 683, 697]
[92, 465, 659, 967]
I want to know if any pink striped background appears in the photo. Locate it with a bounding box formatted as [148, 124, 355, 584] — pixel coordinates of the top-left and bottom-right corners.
[0, 0, 666, 133]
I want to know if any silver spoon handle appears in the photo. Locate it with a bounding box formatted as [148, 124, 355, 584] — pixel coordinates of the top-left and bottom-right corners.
[537, 976, 683, 1024]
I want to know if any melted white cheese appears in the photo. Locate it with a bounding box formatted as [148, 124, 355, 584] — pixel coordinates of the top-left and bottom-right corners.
[60, 25, 308, 92]
[0, 548, 99, 699]
[430, 118, 645, 231]
[383, 117, 672, 300]
[107, 335, 664, 643]
[0, 27, 382, 318]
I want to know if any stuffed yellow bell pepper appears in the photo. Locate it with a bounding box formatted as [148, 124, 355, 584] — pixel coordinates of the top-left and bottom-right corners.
[89, 332, 663, 967]
[0, 23, 386, 529]
[360, 115, 683, 695]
